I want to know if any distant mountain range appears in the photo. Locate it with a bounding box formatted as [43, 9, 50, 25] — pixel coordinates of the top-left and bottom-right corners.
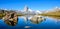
[0, 9, 16, 14]
[15, 6, 42, 15]
[0, 6, 42, 15]
[0, 6, 60, 16]
[16, 9, 42, 15]
[42, 7, 60, 16]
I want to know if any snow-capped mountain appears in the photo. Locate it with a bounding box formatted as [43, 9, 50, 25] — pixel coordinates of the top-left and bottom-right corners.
[16, 6, 42, 15]
[0, 6, 42, 15]
[43, 6, 60, 13]
[35, 10, 42, 14]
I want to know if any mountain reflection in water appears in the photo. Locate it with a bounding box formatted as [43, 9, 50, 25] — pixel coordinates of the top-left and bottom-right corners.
[46, 16, 60, 24]
[0, 15, 60, 29]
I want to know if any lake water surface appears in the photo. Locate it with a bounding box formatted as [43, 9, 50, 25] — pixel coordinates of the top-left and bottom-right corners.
[0, 16, 60, 29]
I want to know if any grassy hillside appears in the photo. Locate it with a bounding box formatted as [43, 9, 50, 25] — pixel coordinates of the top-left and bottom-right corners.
[41, 10, 60, 17]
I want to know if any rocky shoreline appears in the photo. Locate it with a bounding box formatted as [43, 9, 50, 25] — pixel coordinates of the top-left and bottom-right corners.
[2, 12, 18, 26]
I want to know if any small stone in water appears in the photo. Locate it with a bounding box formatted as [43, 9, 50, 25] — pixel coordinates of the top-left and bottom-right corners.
[24, 26, 31, 28]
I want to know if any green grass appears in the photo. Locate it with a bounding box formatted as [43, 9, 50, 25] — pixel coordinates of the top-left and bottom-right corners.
[39, 11, 60, 19]
[17, 14, 25, 16]
[40, 11, 60, 17]
[0, 13, 5, 19]
[0, 13, 24, 18]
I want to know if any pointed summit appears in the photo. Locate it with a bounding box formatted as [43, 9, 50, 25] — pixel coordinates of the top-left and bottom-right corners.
[24, 5, 28, 12]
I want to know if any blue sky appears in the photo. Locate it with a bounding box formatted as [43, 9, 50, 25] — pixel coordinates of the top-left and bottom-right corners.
[0, 0, 60, 11]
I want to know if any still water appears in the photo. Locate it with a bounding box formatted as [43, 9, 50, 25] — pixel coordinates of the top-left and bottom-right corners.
[0, 16, 60, 29]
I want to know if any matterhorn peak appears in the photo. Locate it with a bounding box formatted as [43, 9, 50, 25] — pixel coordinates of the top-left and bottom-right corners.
[24, 5, 28, 12]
